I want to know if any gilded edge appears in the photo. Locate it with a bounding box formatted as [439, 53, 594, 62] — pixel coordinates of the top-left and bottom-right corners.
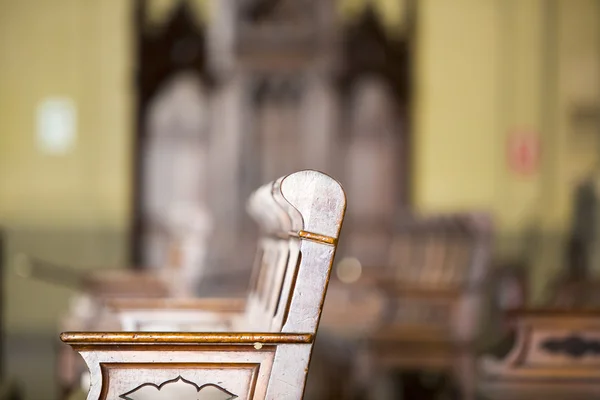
[60, 332, 313, 345]
[295, 230, 337, 246]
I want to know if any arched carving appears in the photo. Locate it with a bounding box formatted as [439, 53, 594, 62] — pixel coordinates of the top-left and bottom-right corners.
[141, 72, 212, 272]
[338, 7, 410, 208]
[253, 74, 304, 183]
[132, 0, 212, 265]
[344, 76, 400, 222]
[120, 376, 237, 400]
[338, 7, 410, 104]
[336, 7, 412, 266]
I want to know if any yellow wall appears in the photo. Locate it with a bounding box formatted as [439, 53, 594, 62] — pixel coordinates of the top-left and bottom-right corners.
[413, 0, 548, 231]
[414, 0, 600, 302]
[1, 0, 599, 326]
[555, 0, 600, 220]
[413, 0, 500, 213]
[0, 0, 132, 228]
[0, 0, 132, 332]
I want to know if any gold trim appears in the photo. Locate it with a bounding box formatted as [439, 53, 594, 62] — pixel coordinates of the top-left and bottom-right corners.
[294, 230, 337, 245]
[60, 332, 313, 345]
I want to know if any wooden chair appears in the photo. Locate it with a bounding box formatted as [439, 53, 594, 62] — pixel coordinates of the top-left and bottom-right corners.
[478, 232, 600, 399]
[60, 170, 347, 400]
[351, 213, 493, 400]
[479, 309, 600, 399]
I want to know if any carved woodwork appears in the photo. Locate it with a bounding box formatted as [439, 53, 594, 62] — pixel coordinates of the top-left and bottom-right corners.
[236, 0, 335, 71]
[479, 310, 600, 400]
[542, 335, 600, 358]
[120, 376, 237, 400]
[335, 9, 410, 268]
[131, 0, 411, 282]
[61, 170, 347, 400]
[141, 72, 212, 277]
[133, 0, 213, 267]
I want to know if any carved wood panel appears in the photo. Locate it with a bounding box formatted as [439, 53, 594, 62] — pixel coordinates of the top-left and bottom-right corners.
[110, 367, 249, 400]
[82, 347, 276, 400]
[141, 72, 211, 272]
[132, 0, 211, 266]
[119, 375, 238, 400]
[532, 329, 600, 365]
[479, 312, 600, 399]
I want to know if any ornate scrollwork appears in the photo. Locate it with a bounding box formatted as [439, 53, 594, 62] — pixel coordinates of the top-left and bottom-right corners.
[120, 376, 237, 400]
[541, 335, 600, 359]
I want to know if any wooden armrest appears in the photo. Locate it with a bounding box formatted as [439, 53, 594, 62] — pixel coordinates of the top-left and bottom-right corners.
[507, 308, 600, 316]
[61, 331, 313, 345]
[505, 308, 600, 324]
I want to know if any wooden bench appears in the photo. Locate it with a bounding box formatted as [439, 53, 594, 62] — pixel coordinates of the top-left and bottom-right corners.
[15, 202, 216, 399]
[15, 223, 213, 399]
[479, 309, 600, 399]
[18, 202, 214, 329]
[347, 213, 492, 400]
[60, 170, 347, 400]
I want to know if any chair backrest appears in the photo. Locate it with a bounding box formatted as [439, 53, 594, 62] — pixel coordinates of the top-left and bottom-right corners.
[242, 170, 346, 333]
[388, 213, 491, 288]
[95, 171, 346, 335]
[381, 212, 493, 339]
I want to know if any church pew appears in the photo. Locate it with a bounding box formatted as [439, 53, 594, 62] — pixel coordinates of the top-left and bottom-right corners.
[60, 169, 347, 400]
[479, 309, 600, 399]
[342, 213, 493, 400]
[14, 187, 220, 399]
[48, 185, 270, 398]
[15, 218, 215, 399]
[96, 177, 297, 333]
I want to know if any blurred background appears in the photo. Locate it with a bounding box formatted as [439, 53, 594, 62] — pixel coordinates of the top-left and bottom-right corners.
[1, 0, 600, 399]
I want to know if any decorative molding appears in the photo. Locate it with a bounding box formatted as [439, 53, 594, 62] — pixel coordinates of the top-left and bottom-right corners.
[541, 335, 600, 358]
[120, 376, 237, 400]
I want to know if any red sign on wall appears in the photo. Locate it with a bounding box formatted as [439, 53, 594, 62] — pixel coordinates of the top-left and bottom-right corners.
[507, 131, 540, 175]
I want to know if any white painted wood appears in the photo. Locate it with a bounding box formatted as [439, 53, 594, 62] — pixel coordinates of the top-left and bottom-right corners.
[62, 170, 347, 400]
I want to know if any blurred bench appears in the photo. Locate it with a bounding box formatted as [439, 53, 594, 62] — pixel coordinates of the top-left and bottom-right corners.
[479, 309, 600, 399]
[339, 213, 493, 400]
